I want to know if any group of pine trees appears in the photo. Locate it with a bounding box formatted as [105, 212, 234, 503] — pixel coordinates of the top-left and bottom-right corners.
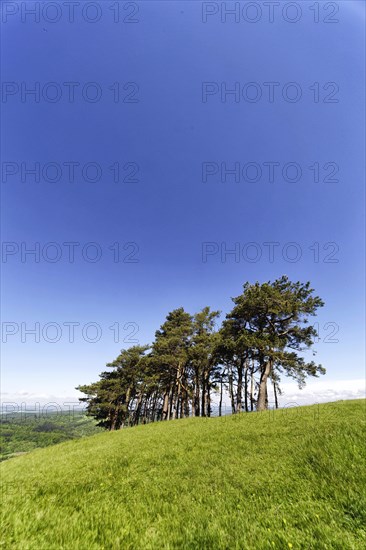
[77, 276, 326, 430]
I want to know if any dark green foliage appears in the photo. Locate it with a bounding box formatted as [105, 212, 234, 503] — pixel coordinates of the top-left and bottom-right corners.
[225, 276, 325, 410]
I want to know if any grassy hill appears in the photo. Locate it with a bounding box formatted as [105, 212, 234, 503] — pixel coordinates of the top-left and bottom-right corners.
[1, 399, 365, 549]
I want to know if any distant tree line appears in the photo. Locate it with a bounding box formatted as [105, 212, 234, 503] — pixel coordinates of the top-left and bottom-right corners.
[77, 276, 325, 430]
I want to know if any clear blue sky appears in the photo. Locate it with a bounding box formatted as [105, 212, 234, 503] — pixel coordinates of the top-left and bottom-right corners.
[1, 1, 365, 405]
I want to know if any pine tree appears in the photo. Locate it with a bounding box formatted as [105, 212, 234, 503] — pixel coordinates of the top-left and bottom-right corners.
[151, 308, 193, 420]
[190, 307, 220, 416]
[226, 276, 325, 411]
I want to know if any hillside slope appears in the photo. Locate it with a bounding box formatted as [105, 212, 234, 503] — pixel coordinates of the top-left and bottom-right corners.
[1, 400, 365, 549]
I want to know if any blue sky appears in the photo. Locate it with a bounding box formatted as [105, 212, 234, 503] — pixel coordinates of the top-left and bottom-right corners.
[1, 1, 365, 406]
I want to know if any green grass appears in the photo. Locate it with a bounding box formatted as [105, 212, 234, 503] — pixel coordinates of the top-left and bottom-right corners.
[1, 400, 365, 549]
[0, 411, 101, 461]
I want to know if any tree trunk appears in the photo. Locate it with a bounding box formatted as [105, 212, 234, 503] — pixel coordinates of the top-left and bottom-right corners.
[173, 364, 182, 420]
[173, 390, 179, 420]
[142, 396, 149, 424]
[133, 394, 143, 425]
[201, 372, 206, 417]
[244, 360, 248, 412]
[121, 386, 132, 428]
[257, 359, 272, 411]
[273, 379, 279, 409]
[229, 367, 235, 414]
[184, 390, 190, 417]
[179, 393, 184, 419]
[150, 394, 157, 422]
[194, 369, 200, 416]
[169, 389, 174, 420]
[162, 391, 169, 421]
[206, 382, 211, 417]
[219, 374, 223, 417]
[237, 360, 243, 413]
[250, 364, 255, 412]
[110, 407, 119, 431]
[167, 384, 174, 421]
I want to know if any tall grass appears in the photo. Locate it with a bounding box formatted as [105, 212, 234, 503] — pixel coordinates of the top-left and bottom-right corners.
[1, 399, 365, 549]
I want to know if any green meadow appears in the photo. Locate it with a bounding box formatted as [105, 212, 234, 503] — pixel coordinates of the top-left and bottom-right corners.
[1, 399, 365, 549]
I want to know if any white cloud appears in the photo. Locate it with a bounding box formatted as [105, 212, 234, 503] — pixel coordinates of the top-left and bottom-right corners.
[271, 378, 365, 407]
[1, 391, 83, 412]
